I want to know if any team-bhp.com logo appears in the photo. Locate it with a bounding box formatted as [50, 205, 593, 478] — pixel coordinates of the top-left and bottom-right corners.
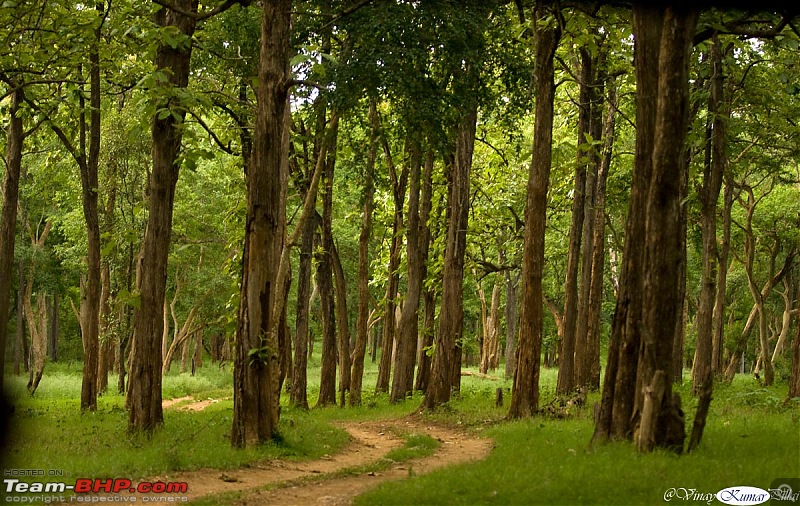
[5, 478, 188, 502]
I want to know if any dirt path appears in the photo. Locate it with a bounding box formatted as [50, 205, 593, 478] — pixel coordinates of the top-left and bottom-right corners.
[153, 397, 493, 505]
[243, 417, 493, 506]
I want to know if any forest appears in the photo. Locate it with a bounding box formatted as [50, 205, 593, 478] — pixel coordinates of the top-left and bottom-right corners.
[1, 0, 799, 504]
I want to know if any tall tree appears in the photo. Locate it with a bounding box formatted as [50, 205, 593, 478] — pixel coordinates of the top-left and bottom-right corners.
[580, 78, 617, 391]
[127, 0, 199, 432]
[425, 101, 478, 408]
[0, 87, 24, 398]
[557, 44, 593, 397]
[593, 4, 663, 442]
[375, 132, 407, 393]
[349, 101, 378, 406]
[594, 4, 696, 453]
[128, 0, 247, 433]
[315, 113, 340, 408]
[689, 33, 728, 449]
[391, 140, 424, 402]
[231, 0, 291, 447]
[508, 0, 562, 418]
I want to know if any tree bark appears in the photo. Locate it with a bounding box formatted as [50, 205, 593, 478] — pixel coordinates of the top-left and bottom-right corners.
[712, 179, 733, 375]
[98, 161, 117, 394]
[425, 99, 478, 409]
[331, 242, 351, 406]
[129, 0, 198, 433]
[231, 0, 291, 447]
[0, 87, 24, 396]
[582, 80, 616, 391]
[350, 101, 378, 406]
[692, 35, 727, 400]
[558, 46, 592, 396]
[595, 6, 696, 453]
[503, 267, 520, 380]
[770, 279, 794, 363]
[25, 289, 48, 396]
[593, 4, 662, 443]
[376, 134, 408, 393]
[47, 294, 59, 363]
[316, 111, 340, 408]
[292, 210, 316, 409]
[391, 141, 424, 402]
[14, 262, 26, 376]
[75, 2, 103, 413]
[636, 5, 696, 453]
[575, 46, 606, 389]
[508, 2, 561, 418]
[789, 308, 800, 398]
[414, 150, 436, 392]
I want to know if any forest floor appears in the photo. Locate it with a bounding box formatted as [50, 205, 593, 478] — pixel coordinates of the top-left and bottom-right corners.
[155, 396, 493, 505]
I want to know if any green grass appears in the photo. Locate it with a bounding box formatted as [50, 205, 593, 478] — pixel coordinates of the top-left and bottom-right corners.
[356, 375, 800, 505]
[5, 357, 799, 506]
[384, 432, 440, 463]
[2, 355, 416, 482]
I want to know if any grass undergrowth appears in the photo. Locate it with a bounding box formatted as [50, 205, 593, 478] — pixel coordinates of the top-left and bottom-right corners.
[357, 374, 800, 505]
[2, 358, 411, 481]
[4, 357, 799, 506]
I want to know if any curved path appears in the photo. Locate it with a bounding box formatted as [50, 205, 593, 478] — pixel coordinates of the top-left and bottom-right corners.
[154, 397, 493, 504]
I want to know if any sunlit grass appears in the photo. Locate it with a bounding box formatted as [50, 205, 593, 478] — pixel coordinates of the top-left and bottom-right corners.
[356, 372, 800, 505]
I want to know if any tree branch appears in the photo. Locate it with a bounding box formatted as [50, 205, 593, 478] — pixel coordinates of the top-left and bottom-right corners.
[694, 12, 791, 46]
[151, 0, 250, 22]
[187, 110, 237, 156]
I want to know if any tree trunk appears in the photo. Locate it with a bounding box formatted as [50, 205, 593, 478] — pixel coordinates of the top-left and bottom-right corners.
[97, 265, 110, 394]
[477, 276, 489, 374]
[316, 112, 340, 408]
[0, 87, 24, 395]
[636, 5, 696, 453]
[24, 287, 48, 396]
[740, 187, 777, 387]
[77, 4, 103, 412]
[416, 288, 436, 392]
[98, 168, 117, 394]
[503, 266, 520, 380]
[349, 102, 378, 406]
[558, 45, 592, 396]
[508, 3, 561, 417]
[129, 0, 198, 433]
[118, 246, 134, 394]
[392, 142, 424, 402]
[292, 210, 317, 409]
[692, 35, 726, 400]
[193, 328, 203, 371]
[331, 242, 351, 407]
[712, 179, 733, 375]
[582, 79, 616, 391]
[376, 135, 408, 393]
[575, 46, 605, 389]
[593, 4, 662, 443]
[595, 6, 696, 453]
[789, 309, 800, 399]
[414, 150, 435, 392]
[231, 0, 291, 447]
[14, 262, 26, 376]
[723, 252, 794, 381]
[47, 294, 59, 363]
[488, 281, 501, 370]
[424, 98, 478, 409]
[770, 279, 794, 363]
